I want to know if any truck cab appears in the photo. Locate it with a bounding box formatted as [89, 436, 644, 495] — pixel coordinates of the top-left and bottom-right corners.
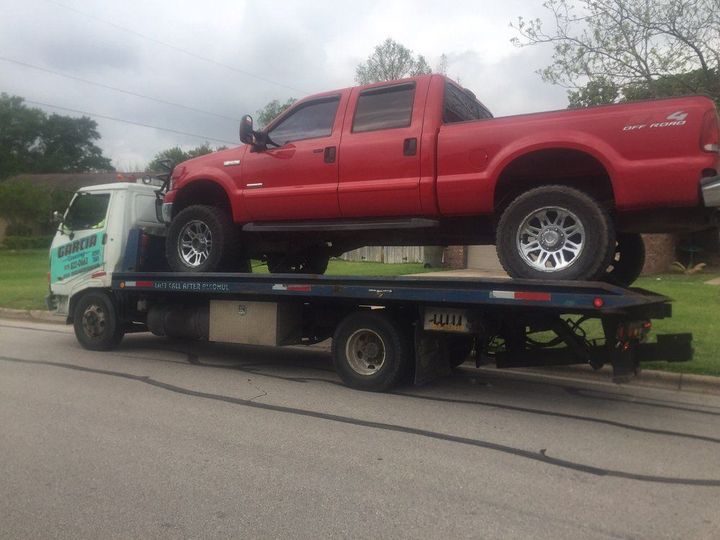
[48, 182, 163, 318]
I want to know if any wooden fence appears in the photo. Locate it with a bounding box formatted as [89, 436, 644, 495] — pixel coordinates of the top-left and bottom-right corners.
[339, 246, 425, 264]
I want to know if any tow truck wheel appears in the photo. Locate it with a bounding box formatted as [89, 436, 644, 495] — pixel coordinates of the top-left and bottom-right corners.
[603, 233, 645, 287]
[73, 291, 124, 351]
[332, 312, 410, 391]
[496, 185, 615, 281]
[166, 205, 239, 273]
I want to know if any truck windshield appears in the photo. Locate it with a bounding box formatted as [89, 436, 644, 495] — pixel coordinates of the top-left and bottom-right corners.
[64, 193, 110, 231]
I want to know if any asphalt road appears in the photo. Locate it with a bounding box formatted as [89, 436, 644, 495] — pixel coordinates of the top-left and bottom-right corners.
[1, 319, 720, 539]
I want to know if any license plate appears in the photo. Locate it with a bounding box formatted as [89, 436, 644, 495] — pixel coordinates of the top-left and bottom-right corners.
[423, 308, 471, 333]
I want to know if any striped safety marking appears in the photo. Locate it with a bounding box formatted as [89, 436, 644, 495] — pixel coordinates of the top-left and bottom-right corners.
[490, 290, 552, 302]
[120, 280, 154, 288]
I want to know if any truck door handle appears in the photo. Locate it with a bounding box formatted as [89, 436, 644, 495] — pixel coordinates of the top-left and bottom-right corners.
[324, 146, 336, 163]
[403, 138, 417, 156]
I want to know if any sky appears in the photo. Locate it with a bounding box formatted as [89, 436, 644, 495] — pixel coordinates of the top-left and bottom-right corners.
[0, 0, 568, 170]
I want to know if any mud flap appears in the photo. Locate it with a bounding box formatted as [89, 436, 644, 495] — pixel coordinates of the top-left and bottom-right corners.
[413, 327, 452, 385]
[610, 341, 640, 383]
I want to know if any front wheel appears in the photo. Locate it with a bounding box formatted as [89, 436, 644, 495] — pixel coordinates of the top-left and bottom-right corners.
[496, 186, 615, 281]
[73, 291, 124, 351]
[166, 205, 241, 272]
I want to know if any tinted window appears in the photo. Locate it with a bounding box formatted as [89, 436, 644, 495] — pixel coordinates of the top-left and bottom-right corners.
[268, 98, 339, 146]
[64, 193, 110, 230]
[444, 83, 492, 123]
[352, 84, 415, 132]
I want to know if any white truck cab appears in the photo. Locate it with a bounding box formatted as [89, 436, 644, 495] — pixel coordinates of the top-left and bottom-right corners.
[48, 182, 164, 317]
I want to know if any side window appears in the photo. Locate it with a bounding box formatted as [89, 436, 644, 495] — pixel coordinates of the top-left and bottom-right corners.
[352, 84, 415, 133]
[268, 98, 339, 146]
[64, 193, 110, 231]
[444, 83, 492, 123]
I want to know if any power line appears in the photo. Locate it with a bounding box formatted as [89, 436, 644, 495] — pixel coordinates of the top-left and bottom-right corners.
[23, 98, 239, 146]
[0, 56, 241, 122]
[42, 0, 309, 95]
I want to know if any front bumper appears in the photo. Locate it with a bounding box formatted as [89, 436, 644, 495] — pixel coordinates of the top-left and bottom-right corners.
[701, 175, 720, 207]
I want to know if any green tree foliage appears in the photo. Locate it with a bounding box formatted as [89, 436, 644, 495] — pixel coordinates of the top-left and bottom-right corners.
[256, 98, 297, 128]
[512, 0, 720, 107]
[355, 38, 432, 84]
[0, 94, 114, 178]
[146, 143, 227, 172]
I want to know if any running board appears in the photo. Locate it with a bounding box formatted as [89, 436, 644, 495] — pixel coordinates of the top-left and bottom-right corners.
[242, 217, 439, 232]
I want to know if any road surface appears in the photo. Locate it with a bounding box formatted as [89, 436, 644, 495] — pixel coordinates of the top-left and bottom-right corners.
[1, 319, 719, 539]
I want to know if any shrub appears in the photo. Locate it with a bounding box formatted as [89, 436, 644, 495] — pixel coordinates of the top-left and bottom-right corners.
[2, 235, 53, 250]
[5, 223, 33, 236]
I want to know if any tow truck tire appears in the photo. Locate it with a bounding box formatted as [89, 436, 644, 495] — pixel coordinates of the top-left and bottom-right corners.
[73, 291, 124, 351]
[332, 312, 410, 391]
[496, 186, 615, 281]
[166, 205, 239, 273]
[603, 233, 645, 287]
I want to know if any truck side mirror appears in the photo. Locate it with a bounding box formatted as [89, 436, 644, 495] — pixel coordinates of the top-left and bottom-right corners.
[239, 115, 256, 145]
[52, 210, 63, 225]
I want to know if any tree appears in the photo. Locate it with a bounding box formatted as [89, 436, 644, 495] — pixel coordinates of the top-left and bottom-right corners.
[511, 0, 720, 107]
[146, 143, 226, 172]
[0, 94, 114, 179]
[355, 38, 432, 84]
[256, 98, 297, 128]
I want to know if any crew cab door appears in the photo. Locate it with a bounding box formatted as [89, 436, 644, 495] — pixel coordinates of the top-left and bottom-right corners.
[338, 78, 429, 217]
[240, 93, 347, 221]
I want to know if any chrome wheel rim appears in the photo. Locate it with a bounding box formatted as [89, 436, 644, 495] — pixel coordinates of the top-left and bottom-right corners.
[82, 304, 106, 338]
[345, 329, 386, 376]
[178, 220, 213, 267]
[516, 206, 585, 272]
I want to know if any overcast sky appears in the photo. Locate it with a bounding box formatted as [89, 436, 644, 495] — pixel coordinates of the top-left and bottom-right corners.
[0, 0, 568, 170]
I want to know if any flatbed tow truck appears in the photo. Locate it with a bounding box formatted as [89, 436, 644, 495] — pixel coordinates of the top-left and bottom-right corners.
[47, 181, 693, 391]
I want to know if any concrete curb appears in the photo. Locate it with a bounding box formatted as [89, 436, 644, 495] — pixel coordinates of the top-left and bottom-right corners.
[476, 364, 720, 396]
[1, 310, 718, 395]
[0, 308, 65, 324]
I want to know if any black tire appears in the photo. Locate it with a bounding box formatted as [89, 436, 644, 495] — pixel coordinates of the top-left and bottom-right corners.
[267, 252, 330, 274]
[332, 311, 410, 391]
[73, 291, 124, 351]
[166, 205, 240, 273]
[496, 185, 615, 281]
[603, 233, 645, 287]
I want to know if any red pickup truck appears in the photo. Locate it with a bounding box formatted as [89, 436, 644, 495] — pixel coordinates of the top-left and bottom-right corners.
[162, 74, 720, 284]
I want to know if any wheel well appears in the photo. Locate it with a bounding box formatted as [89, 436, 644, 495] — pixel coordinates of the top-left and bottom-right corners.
[173, 180, 232, 217]
[494, 149, 614, 212]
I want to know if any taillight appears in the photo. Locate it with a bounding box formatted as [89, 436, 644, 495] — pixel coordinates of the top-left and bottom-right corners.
[700, 109, 720, 153]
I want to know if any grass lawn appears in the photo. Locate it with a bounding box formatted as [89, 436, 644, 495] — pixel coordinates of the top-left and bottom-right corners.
[0, 249, 49, 310]
[1, 248, 718, 376]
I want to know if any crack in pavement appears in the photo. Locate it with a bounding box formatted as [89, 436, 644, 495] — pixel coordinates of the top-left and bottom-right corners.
[2, 354, 720, 487]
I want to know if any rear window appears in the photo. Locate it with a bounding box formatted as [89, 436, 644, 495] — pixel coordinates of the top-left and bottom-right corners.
[444, 83, 492, 123]
[352, 84, 415, 133]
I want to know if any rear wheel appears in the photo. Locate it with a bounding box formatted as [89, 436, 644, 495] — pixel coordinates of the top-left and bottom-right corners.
[332, 312, 410, 391]
[166, 205, 244, 272]
[73, 291, 124, 350]
[267, 251, 330, 274]
[496, 185, 615, 281]
[603, 233, 645, 287]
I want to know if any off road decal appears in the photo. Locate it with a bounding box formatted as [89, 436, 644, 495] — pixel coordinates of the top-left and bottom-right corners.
[50, 231, 105, 283]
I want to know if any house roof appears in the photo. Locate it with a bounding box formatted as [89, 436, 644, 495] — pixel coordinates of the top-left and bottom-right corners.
[4, 172, 144, 190]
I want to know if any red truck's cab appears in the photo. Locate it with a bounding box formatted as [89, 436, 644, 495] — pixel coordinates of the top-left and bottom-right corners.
[162, 74, 720, 284]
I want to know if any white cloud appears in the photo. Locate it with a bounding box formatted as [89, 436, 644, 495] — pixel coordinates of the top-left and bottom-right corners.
[0, 0, 567, 169]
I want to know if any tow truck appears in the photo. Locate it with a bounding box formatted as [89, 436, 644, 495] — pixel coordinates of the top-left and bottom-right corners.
[47, 180, 693, 391]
